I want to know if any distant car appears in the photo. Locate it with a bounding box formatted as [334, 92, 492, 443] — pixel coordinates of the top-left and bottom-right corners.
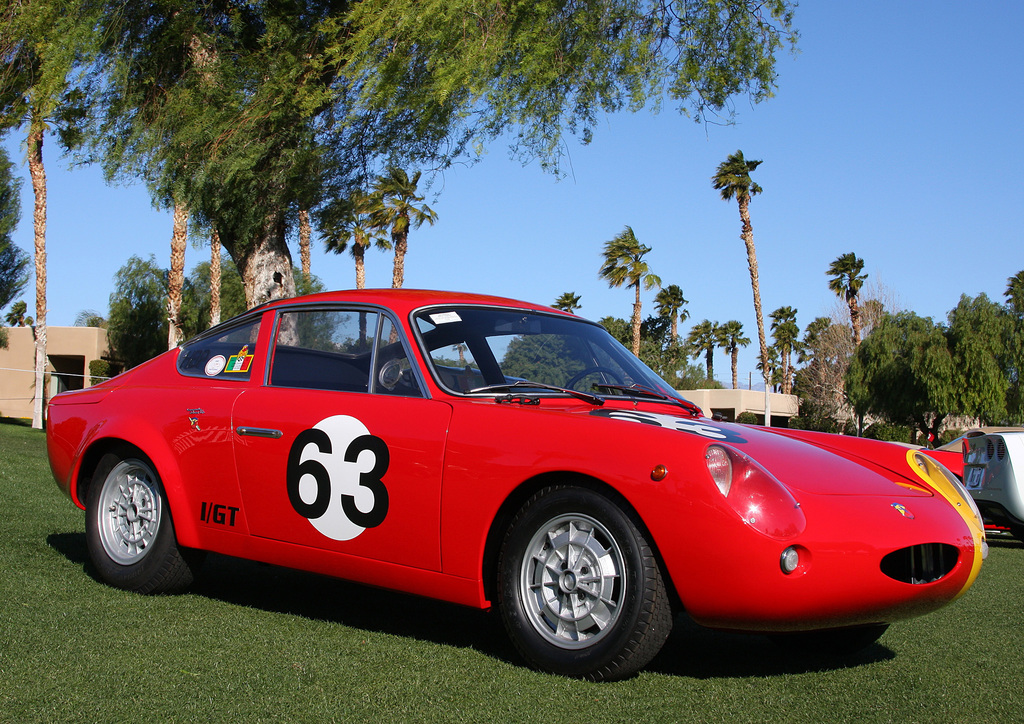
[47, 289, 986, 680]
[961, 430, 1024, 541]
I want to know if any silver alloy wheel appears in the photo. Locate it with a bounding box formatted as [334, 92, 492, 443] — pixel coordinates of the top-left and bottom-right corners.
[519, 513, 625, 649]
[94, 459, 162, 565]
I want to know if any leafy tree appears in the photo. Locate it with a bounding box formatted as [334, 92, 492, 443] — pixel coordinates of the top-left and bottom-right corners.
[1005, 271, 1024, 421]
[106, 255, 169, 369]
[369, 168, 437, 289]
[0, 146, 27, 313]
[845, 312, 954, 443]
[686, 320, 720, 382]
[180, 259, 247, 339]
[717, 320, 750, 390]
[553, 292, 582, 313]
[599, 226, 661, 356]
[4, 299, 31, 327]
[827, 252, 868, 345]
[712, 150, 769, 413]
[769, 305, 800, 394]
[654, 284, 688, 343]
[946, 293, 1013, 424]
[73, 310, 107, 328]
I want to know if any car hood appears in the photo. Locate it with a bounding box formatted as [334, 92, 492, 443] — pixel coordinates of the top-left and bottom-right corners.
[580, 405, 931, 498]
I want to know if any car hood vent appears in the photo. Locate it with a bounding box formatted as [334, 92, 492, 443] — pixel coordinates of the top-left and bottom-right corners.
[880, 543, 959, 585]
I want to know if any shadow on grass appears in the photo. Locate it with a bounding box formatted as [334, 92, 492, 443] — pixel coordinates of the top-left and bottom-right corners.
[0, 416, 33, 427]
[47, 531, 892, 679]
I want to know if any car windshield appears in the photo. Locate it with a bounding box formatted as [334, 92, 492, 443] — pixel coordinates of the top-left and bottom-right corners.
[413, 306, 687, 404]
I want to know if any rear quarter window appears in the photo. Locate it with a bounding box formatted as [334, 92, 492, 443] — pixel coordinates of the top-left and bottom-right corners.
[177, 318, 262, 381]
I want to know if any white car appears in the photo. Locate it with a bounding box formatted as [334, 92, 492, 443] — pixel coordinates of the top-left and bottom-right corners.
[962, 430, 1024, 541]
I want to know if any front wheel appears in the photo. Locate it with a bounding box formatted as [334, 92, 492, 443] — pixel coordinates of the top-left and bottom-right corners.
[85, 451, 201, 594]
[497, 486, 672, 680]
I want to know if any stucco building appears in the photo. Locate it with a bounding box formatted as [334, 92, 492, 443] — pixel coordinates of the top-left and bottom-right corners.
[0, 326, 111, 420]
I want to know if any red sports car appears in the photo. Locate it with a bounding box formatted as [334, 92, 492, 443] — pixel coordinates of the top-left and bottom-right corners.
[47, 289, 986, 680]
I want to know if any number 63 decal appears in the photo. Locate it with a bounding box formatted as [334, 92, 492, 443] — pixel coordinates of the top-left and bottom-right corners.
[286, 415, 390, 541]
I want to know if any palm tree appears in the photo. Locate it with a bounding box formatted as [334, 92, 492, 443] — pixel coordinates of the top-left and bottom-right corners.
[655, 284, 689, 343]
[1006, 269, 1024, 315]
[325, 190, 389, 289]
[713, 150, 770, 421]
[370, 168, 437, 288]
[209, 231, 222, 326]
[686, 319, 719, 382]
[167, 204, 187, 348]
[769, 306, 800, 395]
[827, 252, 868, 345]
[4, 300, 32, 327]
[553, 292, 582, 313]
[717, 320, 750, 390]
[599, 226, 661, 356]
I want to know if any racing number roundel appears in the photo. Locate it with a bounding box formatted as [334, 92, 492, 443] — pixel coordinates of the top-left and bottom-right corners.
[286, 415, 390, 541]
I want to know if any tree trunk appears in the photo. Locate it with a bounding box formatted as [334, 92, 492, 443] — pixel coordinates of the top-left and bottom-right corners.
[738, 196, 770, 426]
[704, 348, 714, 381]
[731, 348, 739, 389]
[299, 209, 311, 280]
[354, 243, 366, 289]
[391, 229, 407, 288]
[848, 295, 862, 346]
[27, 126, 47, 430]
[210, 230, 222, 326]
[230, 214, 297, 309]
[167, 203, 187, 348]
[631, 283, 642, 356]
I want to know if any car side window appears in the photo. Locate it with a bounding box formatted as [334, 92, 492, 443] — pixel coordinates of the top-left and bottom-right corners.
[373, 317, 423, 397]
[270, 309, 378, 392]
[177, 317, 262, 381]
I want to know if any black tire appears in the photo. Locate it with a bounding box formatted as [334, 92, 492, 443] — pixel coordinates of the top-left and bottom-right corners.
[496, 485, 672, 681]
[769, 623, 889, 655]
[85, 451, 201, 594]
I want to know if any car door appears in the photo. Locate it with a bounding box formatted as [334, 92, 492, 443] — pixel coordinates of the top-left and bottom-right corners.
[232, 305, 451, 571]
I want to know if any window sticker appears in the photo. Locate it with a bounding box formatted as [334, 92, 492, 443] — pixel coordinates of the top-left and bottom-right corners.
[204, 355, 227, 377]
[225, 345, 254, 373]
[429, 311, 462, 324]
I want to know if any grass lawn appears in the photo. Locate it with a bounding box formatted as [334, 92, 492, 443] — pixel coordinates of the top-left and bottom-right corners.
[2, 420, 1022, 723]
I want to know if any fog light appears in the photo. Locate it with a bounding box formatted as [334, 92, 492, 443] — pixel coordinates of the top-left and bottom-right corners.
[780, 546, 800, 574]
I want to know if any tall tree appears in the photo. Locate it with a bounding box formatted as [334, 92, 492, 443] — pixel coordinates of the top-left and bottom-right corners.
[599, 226, 661, 356]
[946, 294, 1012, 425]
[827, 252, 868, 345]
[323, 190, 389, 290]
[717, 320, 750, 390]
[553, 292, 582, 313]
[1006, 270, 1024, 315]
[106, 255, 170, 370]
[769, 305, 800, 395]
[167, 204, 187, 348]
[712, 150, 769, 422]
[369, 168, 437, 289]
[686, 319, 720, 382]
[0, 0, 97, 427]
[655, 284, 688, 343]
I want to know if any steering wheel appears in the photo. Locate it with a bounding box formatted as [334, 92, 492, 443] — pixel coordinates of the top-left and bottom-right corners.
[566, 366, 625, 390]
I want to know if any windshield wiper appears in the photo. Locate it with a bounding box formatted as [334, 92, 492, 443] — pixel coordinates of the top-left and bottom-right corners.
[468, 380, 604, 406]
[594, 383, 703, 415]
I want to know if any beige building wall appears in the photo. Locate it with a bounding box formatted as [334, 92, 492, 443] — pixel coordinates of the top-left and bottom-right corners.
[0, 326, 110, 420]
[680, 388, 800, 426]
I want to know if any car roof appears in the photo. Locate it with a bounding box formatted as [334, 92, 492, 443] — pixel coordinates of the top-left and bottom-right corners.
[254, 288, 569, 317]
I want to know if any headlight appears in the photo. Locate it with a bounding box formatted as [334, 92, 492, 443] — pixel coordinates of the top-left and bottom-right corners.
[705, 444, 807, 540]
[911, 451, 985, 533]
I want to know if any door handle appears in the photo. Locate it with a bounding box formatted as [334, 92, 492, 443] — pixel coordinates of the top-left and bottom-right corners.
[236, 426, 283, 439]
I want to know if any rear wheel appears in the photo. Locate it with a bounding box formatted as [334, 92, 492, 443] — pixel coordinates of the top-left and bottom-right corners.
[497, 485, 672, 681]
[85, 451, 200, 594]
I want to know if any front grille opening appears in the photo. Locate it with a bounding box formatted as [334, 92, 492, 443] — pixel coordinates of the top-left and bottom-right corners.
[880, 543, 959, 584]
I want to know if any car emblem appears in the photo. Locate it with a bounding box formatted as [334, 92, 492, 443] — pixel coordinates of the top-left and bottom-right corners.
[891, 503, 914, 519]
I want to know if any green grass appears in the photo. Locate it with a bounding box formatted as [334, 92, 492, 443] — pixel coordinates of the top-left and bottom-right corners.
[2, 420, 1023, 723]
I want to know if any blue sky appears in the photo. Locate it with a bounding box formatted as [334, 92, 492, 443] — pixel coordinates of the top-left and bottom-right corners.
[4, 1, 1023, 384]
